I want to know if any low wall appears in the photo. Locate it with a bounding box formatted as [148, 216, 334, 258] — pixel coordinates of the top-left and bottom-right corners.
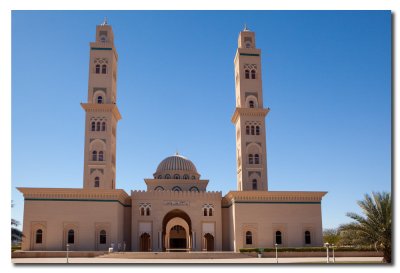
[12, 251, 107, 258]
[245, 251, 383, 258]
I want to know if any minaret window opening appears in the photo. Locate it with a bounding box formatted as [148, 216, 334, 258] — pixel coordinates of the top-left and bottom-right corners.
[97, 96, 103, 104]
[252, 179, 258, 190]
[101, 64, 107, 74]
[91, 121, 96, 131]
[94, 177, 100, 187]
[248, 154, 254, 164]
[92, 151, 97, 161]
[209, 208, 213, 216]
[101, 122, 106, 131]
[251, 70, 256, 79]
[249, 100, 255, 108]
[256, 126, 260, 135]
[98, 151, 104, 161]
[246, 126, 250, 135]
[146, 207, 151, 216]
[140, 207, 145, 216]
[96, 121, 101, 131]
[254, 154, 260, 164]
[95, 64, 100, 74]
[203, 208, 207, 216]
[245, 69, 250, 79]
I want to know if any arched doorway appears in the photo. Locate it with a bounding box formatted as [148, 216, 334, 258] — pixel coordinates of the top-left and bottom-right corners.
[204, 233, 214, 251]
[162, 209, 192, 251]
[140, 232, 151, 252]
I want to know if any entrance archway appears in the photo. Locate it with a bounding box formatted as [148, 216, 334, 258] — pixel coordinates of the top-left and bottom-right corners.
[204, 233, 214, 251]
[162, 209, 192, 251]
[139, 232, 151, 252]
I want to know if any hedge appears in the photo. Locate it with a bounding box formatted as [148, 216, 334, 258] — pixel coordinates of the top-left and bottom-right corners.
[239, 246, 378, 253]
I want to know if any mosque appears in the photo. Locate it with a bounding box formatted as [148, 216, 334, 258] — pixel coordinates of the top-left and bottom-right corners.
[18, 22, 327, 252]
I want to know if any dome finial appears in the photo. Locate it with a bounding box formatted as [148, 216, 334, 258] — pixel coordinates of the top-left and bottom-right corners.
[175, 149, 179, 156]
[101, 17, 108, 26]
[243, 23, 250, 31]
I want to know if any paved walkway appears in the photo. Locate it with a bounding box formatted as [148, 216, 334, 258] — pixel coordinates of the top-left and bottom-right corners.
[12, 257, 383, 264]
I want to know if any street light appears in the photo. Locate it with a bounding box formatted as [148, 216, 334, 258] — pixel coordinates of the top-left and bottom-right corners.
[66, 244, 70, 264]
[275, 243, 278, 263]
[324, 242, 330, 263]
[332, 244, 335, 263]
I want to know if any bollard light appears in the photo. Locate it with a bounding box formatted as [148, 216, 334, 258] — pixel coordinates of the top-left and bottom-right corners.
[275, 243, 278, 263]
[66, 244, 70, 264]
[324, 242, 330, 263]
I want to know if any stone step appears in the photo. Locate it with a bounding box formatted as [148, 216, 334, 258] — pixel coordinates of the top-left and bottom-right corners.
[100, 251, 252, 259]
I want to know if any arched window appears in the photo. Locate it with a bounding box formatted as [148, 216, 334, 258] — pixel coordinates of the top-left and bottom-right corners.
[276, 231, 282, 245]
[183, 174, 189, 180]
[94, 177, 100, 187]
[174, 174, 180, 179]
[245, 69, 250, 79]
[96, 121, 101, 131]
[305, 231, 311, 244]
[189, 186, 199, 192]
[97, 96, 103, 104]
[248, 154, 253, 164]
[172, 186, 182, 192]
[99, 230, 107, 244]
[91, 121, 96, 131]
[67, 229, 74, 244]
[157, 175, 162, 179]
[165, 174, 171, 179]
[92, 151, 97, 161]
[140, 207, 145, 216]
[146, 207, 151, 216]
[246, 126, 250, 135]
[245, 231, 252, 245]
[35, 229, 43, 244]
[154, 186, 164, 191]
[251, 126, 255, 135]
[101, 122, 106, 131]
[95, 64, 100, 74]
[252, 179, 257, 190]
[249, 100, 255, 108]
[254, 154, 260, 164]
[203, 208, 208, 216]
[191, 176, 196, 180]
[251, 69, 256, 79]
[209, 208, 213, 216]
[98, 151, 104, 161]
[256, 126, 260, 135]
[101, 64, 107, 74]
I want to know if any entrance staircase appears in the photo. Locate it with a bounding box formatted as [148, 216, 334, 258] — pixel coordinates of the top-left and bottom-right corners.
[100, 251, 252, 259]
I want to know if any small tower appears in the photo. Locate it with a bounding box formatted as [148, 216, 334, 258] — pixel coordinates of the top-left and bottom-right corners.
[232, 26, 269, 191]
[81, 21, 121, 189]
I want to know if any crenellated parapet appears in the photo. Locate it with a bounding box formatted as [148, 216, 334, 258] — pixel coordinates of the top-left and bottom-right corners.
[131, 189, 222, 201]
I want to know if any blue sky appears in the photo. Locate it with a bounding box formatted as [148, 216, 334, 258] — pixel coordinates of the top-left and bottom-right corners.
[11, 10, 391, 229]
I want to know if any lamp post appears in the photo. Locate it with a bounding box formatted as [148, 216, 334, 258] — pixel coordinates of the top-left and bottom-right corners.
[332, 244, 335, 263]
[66, 244, 70, 264]
[275, 243, 278, 263]
[324, 242, 329, 263]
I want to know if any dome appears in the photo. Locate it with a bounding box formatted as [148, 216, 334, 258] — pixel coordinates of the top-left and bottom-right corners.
[156, 154, 198, 173]
[154, 153, 200, 180]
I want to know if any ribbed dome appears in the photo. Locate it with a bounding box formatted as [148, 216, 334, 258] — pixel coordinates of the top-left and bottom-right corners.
[156, 154, 198, 174]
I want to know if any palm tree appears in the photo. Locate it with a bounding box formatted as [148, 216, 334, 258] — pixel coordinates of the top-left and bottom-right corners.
[341, 192, 391, 263]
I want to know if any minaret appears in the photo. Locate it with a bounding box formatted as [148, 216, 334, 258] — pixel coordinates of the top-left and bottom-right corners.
[232, 26, 269, 191]
[81, 20, 121, 189]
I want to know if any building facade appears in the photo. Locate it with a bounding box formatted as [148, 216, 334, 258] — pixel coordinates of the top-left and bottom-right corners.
[18, 22, 327, 252]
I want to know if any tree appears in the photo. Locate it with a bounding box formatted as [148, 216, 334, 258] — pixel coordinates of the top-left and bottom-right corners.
[341, 192, 391, 263]
[323, 228, 341, 245]
[11, 201, 23, 245]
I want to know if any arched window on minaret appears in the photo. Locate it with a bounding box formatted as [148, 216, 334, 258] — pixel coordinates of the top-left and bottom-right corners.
[255, 126, 260, 135]
[97, 96, 103, 104]
[91, 121, 96, 131]
[252, 179, 257, 190]
[254, 154, 260, 164]
[140, 207, 145, 216]
[95, 64, 100, 74]
[94, 177, 100, 187]
[248, 154, 254, 164]
[101, 122, 106, 131]
[245, 69, 250, 79]
[96, 121, 101, 131]
[251, 69, 256, 79]
[203, 208, 207, 216]
[92, 151, 97, 161]
[101, 64, 107, 74]
[246, 126, 250, 135]
[98, 151, 104, 161]
[249, 100, 255, 108]
[146, 207, 151, 216]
